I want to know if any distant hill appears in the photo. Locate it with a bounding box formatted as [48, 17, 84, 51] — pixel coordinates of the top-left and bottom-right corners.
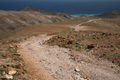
[97, 10, 120, 18]
[0, 7, 72, 39]
[20, 6, 71, 19]
[20, 7, 56, 15]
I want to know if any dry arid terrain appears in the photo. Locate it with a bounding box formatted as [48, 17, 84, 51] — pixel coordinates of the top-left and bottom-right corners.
[0, 9, 120, 80]
[0, 7, 72, 39]
[18, 34, 120, 80]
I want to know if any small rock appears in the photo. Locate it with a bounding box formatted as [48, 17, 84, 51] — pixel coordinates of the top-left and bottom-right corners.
[75, 67, 80, 72]
[5, 74, 13, 79]
[87, 44, 94, 49]
[8, 70, 17, 75]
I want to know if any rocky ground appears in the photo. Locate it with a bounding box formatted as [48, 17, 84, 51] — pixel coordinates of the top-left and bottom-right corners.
[17, 34, 120, 80]
[0, 38, 32, 80]
[0, 9, 120, 80]
[45, 31, 120, 66]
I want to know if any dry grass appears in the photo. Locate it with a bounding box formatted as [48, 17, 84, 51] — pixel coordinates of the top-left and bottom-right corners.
[15, 24, 71, 37]
[49, 17, 95, 25]
[82, 19, 120, 33]
[102, 19, 120, 25]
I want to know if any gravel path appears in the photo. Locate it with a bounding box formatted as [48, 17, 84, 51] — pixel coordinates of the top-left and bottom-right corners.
[74, 18, 102, 31]
[18, 34, 120, 80]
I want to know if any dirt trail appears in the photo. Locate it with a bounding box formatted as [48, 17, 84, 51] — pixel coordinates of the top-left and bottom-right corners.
[18, 34, 120, 80]
[74, 18, 102, 31]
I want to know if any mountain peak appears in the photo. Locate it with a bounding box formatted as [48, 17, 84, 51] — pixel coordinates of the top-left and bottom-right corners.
[20, 6, 39, 12]
[20, 7, 71, 18]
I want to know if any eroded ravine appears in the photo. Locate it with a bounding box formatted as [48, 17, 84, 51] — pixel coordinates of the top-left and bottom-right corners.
[18, 34, 120, 80]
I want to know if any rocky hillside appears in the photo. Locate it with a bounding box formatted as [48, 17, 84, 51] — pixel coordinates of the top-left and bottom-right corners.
[45, 31, 120, 67]
[20, 7, 71, 18]
[97, 10, 120, 18]
[0, 7, 72, 39]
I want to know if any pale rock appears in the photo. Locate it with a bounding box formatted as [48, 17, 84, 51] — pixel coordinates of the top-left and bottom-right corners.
[75, 67, 80, 72]
[8, 70, 17, 75]
[5, 74, 13, 79]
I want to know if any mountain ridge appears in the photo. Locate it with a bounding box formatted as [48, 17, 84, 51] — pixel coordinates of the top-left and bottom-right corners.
[0, 7, 72, 39]
[20, 6, 71, 18]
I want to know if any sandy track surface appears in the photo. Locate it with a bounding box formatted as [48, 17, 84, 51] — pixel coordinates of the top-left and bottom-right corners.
[74, 19, 102, 31]
[18, 34, 120, 80]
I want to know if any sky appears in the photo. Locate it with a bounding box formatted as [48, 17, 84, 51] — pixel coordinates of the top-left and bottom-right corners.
[0, 0, 120, 14]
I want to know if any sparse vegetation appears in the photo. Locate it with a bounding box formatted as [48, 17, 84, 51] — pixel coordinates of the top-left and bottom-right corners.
[23, 78, 27, 80]
[13, 57, 23, 62]
[0, 9, 120, 80]
[71, 28, 76, 32]
[23, 68, 27, 73]
[82, 19, 120, 33]
[76, 47, 81, 51]
[0, 39, 28, 80]
[86, 49, 91, 52]
[8, 46, 13, 53]
[45, 31, 120, 66]
[13, 71, 18, 76]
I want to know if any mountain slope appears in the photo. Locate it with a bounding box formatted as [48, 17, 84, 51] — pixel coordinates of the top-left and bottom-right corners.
[0, 8, 72, 39]
[97, 10, 120, 18]
[20, 6, 56, 15]
[20, 7, 71, 19]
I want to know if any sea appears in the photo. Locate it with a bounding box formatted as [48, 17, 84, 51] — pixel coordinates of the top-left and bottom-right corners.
[0, 0, 120, 15]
